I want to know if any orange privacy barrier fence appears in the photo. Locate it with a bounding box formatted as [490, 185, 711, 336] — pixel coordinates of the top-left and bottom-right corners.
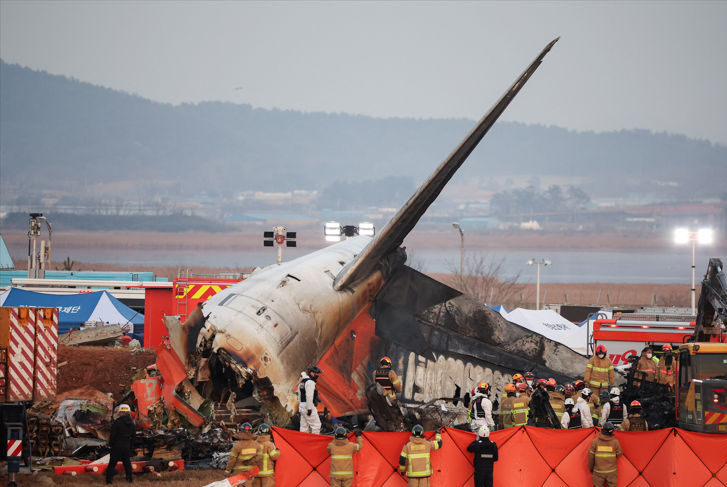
[270, 426, 727, 487]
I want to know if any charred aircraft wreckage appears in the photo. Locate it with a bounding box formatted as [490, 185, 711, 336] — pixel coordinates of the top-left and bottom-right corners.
[162, 38, 587, 431]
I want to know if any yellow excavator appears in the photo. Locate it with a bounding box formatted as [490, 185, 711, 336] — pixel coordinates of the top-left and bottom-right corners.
[677, 258, 727, 434]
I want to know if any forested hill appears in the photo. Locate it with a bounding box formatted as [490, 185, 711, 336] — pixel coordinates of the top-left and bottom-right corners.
[1, 59, 724, 196]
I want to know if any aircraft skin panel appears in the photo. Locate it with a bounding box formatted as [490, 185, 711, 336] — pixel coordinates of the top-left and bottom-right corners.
[334, 38, 559, 291]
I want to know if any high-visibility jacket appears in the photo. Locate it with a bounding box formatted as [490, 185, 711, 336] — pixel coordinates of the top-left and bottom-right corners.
[327, 435, 363, 479]
[589, 395, 601, 425]
[375, 368, 402, 400]
[588, 432, 623, 476]
[620, 415, 648, 431]
[499, 395, 516, 429]
[635, 356, 656, 382]
[511, 396, 530, 426]
[226, 433, 259, 472]
[399, 434, 442, 478]
[548, 391, 566, 420]
[657, 355, 677, 385]
[254, 434, 280, 477]
[584, 356, 615, 390]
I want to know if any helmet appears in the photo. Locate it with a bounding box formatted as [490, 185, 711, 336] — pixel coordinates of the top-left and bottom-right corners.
[609, 387, 620, 396]
[662, 344, 672, 352]
[595, 344, 607, 355]
[574, 380, 585, 391]
[240, 422, 253, 433]
[601, 422, 615, 436]
[118, 404, 131, 414]
[565, 398, 575, 406]
[555, 385, 565, 395]
[547, 378, 557, 387]
[471, 387, 477, 396]
[599, 390, 610, 401]
[334, 426, 347, 439]
[630, 400, 642, 411]
[564, 383, 574, 393]
[477, 425, 490, 438]
[412, 425, 425, 438]
[308, 365, 323, 375]
[505, 384, 516, 394]
[517, 383, 528, 392]
[380, 356, 392, 367]
[582, 388, 592, 397]
[524, 372, 535, 380]
[512, 373, 523, 383]
[258, 423, 271, 435]
[536, 378, 548, 388]
[477, 382, 490, 394]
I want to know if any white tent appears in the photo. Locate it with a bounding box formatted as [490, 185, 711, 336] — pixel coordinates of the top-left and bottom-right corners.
[504, 308, 588, 355]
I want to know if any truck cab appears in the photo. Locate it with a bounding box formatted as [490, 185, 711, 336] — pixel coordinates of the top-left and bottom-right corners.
[677, 343, 727, 433]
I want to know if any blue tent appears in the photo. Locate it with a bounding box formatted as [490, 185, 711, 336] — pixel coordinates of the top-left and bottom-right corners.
[487, 304, 510, 315]
[0, 289, 144, 335]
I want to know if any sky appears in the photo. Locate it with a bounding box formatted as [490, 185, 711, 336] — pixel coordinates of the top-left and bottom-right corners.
[1, 1, 726, 145]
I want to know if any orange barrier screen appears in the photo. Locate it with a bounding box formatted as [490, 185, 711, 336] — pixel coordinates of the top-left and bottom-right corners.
[270, 426, 727, 486]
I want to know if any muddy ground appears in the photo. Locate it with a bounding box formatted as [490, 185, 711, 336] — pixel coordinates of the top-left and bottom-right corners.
[0, 469, 226, 486]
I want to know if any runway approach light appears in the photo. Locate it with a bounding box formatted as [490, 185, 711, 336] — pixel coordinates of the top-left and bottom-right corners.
[358, 222, 375, 237]
[324, 222, 376, 241]
[675, 228, 713, 245]
[325, 222, 342, 242]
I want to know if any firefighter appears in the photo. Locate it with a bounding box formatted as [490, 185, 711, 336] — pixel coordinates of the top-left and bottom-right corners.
[105, 404, 136, 485]
[226, 423, 259, 477]
[511, 373, 524, 386]
[375, 356, 402, 403]
[327, 426, 363, 487]
[524, 372, 535, 388]
[575, 388, 595, 428]
[299, 365, 323, 434]
[528, 379, 560, 428]
[620, 401, 649, 431]
[467, 425, 498, 487]
[594, 390, 610, 427]
[253, 423, 280, 487]
[574, 380, 586, 393]
[399, 425, 443, 487]
[512, 385, 531, 427]
[564, 382, 575, 400]
[585, 345, 615, 399]
[516, 382, 530, 398]
[588, 421, 623, 487]
[657, 344, 677, 386]
[548, 383, 566, 423]
[600, 388, 627, 429]
[470, 382, 495, 432]
[499, 384, 517, 429]
[561, 398, 581, 429]
[634, 347, 657, 387]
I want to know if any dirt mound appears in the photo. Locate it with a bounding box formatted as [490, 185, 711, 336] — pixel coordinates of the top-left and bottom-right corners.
[57, 345, 157, 401]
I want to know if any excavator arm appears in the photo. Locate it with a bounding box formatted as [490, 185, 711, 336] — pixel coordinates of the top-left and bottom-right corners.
[693, 258, 727, 343]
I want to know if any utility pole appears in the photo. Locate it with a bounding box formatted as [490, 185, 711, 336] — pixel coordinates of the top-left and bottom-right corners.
[452, 223, 464, 280]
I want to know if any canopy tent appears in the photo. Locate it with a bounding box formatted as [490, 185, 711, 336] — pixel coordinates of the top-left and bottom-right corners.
[487, 304, 510, 317]
[0, 289, 143, 334]
[0, 235, 14, 270]
[505, 308, 587, 355]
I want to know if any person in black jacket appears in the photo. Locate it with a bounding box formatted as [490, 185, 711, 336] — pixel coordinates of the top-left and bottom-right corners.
[467, 425, 498, 487]
[106, 404, 137, 484]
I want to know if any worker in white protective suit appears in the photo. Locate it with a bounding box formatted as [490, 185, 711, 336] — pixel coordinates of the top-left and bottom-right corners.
[575, 388, 595, 428]
[298, 365, 323, 434]
[470, 382, 496, 432]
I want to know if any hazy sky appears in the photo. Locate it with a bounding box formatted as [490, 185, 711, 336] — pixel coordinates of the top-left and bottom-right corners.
[2, 1, 726, 145]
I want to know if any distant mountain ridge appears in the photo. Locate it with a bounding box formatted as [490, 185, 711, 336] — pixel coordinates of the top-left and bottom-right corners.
[1, 59, 724, 197]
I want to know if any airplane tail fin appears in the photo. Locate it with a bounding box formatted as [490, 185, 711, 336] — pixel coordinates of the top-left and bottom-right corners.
[334, 38, 559, 291]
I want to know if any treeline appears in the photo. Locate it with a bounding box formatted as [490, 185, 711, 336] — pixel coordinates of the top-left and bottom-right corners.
[490, 186, 590, 217]
[0, 212, 233, 233]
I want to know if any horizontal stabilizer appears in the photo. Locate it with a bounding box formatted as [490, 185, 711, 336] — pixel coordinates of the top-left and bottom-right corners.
[334, 38, 559, 291]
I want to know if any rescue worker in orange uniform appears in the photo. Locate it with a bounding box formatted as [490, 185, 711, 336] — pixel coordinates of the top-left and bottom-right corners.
[226, 423, 259, 477]
[399, 425, 443, 487]
[657, 344, 677, 387]
[588, 422, 623, 487]
[512, 384, 531, 427]
[375, 356, 402, 403]
[499, 384, 517, 429]
[548, 383, 566, 423]
[634, 347, 657, 387]
[253, 423, 280, 487]
[620, 401, 649, 431]
[327, 426, 363, 487]
[585, 345, 615, 399]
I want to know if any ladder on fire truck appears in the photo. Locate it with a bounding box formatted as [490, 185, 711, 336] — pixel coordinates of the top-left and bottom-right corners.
[176, 268, 192, 322]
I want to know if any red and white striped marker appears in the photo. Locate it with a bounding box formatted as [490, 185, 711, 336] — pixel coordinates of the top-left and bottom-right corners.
[7, 439, 22, 457]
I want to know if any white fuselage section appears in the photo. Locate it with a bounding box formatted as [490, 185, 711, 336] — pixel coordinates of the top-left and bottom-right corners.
[201, 236, 384, 410]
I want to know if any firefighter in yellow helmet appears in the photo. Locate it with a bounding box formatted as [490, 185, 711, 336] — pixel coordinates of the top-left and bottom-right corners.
[252, 423, 280, 487]
[375, 356, 402, 403]
[399, 425, 443, 487]
[327, 426, 363, 487]
[226, 423, 259, 476]
[511, 373, 524, 386]
[499, 384, 517, 429]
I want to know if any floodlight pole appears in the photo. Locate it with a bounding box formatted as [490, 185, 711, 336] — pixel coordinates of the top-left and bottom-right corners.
[536, 262, 541, 311]
[692, 239, 696, 315]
